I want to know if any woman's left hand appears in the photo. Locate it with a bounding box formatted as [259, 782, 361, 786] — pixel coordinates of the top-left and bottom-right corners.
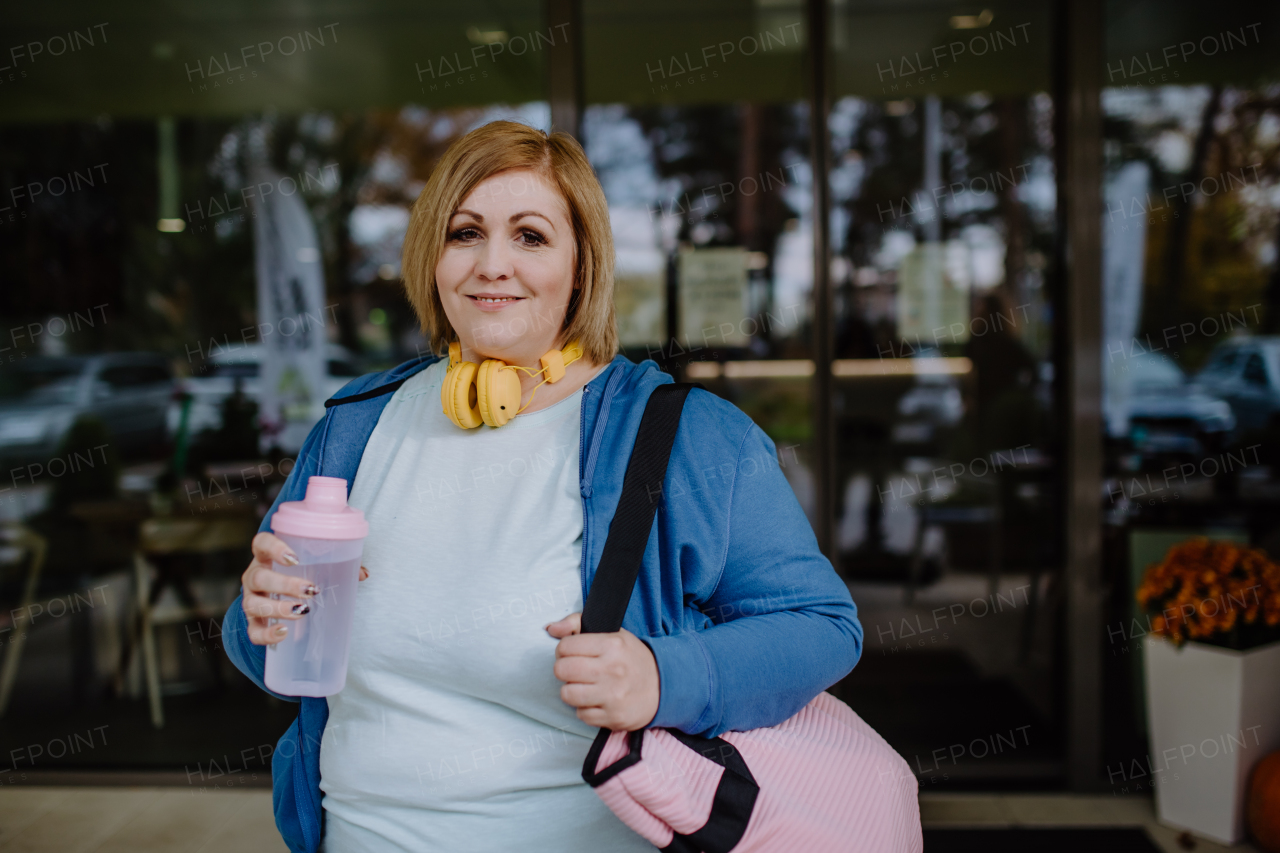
[546, 613, 660, 731]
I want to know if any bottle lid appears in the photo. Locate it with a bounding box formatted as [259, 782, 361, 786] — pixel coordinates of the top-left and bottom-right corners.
[271, 476, 369, 540]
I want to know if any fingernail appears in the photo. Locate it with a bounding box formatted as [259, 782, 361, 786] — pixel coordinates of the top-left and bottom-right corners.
[303, 584, 319, 597]
[282, 552, 301, 566]
[275, 625, 288, 636]
[292, 603, 311, 615]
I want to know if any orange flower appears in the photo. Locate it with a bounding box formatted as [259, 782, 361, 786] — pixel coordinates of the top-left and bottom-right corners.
[1136, 538, 1280, 649]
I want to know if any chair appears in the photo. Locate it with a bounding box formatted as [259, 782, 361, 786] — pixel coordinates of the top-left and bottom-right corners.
[116, 514, 258, 728]
[0, 524, 49, 717]
[904, 504, 1001, 606]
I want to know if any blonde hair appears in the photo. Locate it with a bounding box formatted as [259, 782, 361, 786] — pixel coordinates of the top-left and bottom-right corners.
[402, 120, 618, 366]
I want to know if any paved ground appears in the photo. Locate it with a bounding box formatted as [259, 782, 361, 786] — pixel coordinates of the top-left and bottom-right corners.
[0, 788, 1261, 852]
[919, 793, 1259, 852]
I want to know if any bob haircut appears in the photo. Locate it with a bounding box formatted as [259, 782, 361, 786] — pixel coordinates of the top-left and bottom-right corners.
[402, 120, 618, 366]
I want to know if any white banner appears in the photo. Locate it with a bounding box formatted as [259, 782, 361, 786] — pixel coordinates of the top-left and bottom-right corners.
[249, 163, 328, 454]
[1102, 161, 1150, 438]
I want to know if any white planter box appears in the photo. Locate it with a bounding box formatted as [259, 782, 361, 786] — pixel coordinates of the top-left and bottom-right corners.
[1144, 635, 1280, 844]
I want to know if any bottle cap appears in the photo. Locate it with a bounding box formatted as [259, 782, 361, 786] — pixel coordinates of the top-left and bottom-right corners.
[271, 476, 369, 540]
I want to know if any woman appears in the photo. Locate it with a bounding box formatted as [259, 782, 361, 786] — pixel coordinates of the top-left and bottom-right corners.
[224, 120, 863, 853]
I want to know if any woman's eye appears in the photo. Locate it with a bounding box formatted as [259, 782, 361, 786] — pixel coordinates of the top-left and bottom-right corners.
[518, 229, 547, 246]
[448, 227, 480, 241]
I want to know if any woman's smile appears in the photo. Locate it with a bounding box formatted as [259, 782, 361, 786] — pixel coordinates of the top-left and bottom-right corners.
[467, 292, 526, 311]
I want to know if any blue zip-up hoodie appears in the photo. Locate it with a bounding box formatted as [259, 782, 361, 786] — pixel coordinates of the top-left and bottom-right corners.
[223, 352, 863, 853]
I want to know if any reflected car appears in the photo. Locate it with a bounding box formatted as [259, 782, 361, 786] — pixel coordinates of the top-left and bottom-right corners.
[1124, 352, 1234, 459]
[897, 374, 964, 424]
[0, 353, 174, 467]
[1192, 337, 1280, 432]
[168, 343, 361, 440]
[891, 350, 965, 445]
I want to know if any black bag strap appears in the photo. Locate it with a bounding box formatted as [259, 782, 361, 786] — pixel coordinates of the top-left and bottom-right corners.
[580, 382, 699, 635]
[579, 380, 762, 851]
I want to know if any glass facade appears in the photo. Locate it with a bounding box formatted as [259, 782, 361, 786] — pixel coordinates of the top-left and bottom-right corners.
[0, 0, 1277, 796]
[1098, 0, 1280, 793]
[824, 1, 1063, 785]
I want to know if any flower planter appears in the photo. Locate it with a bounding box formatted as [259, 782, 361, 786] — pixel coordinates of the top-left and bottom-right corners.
[1144, 635, 1280, 844]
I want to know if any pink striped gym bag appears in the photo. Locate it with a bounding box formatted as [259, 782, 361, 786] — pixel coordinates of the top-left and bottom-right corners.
[579, 385, 922, 852]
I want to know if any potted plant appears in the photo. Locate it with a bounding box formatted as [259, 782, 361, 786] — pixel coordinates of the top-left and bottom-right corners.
[1137, 537, 1280, 844]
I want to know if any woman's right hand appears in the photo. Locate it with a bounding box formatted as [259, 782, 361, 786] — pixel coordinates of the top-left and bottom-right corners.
[241, 532, 371, 646]
[241, 532, 313, 646]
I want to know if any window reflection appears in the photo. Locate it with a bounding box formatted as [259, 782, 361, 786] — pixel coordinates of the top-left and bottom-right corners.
[583, 101, 819, 526]
[585, 103, 814, 360]
[824, 2, 1062, 784]
[1100, 64, 1280, 766]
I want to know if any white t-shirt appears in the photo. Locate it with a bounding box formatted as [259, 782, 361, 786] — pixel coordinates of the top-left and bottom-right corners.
[318, 359, 655, 853]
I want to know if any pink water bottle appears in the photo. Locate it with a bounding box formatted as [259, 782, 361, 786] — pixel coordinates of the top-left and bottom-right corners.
[264, 476, 369, 697]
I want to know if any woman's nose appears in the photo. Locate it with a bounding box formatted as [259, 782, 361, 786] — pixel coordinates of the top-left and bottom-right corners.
[475, 238, 514, 281]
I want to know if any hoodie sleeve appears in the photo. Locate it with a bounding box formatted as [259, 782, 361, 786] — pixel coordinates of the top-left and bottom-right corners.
[640, 422, 863, 738]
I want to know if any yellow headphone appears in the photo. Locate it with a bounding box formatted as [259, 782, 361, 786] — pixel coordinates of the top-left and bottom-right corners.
[441, 339, 584, 429]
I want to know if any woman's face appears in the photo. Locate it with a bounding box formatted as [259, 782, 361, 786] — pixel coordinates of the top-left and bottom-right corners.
[436, 168, 577, 366]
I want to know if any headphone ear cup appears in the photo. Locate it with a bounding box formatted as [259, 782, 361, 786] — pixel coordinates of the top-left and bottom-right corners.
[441, 360, 483, 429]
[476, 360, 522, 428]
